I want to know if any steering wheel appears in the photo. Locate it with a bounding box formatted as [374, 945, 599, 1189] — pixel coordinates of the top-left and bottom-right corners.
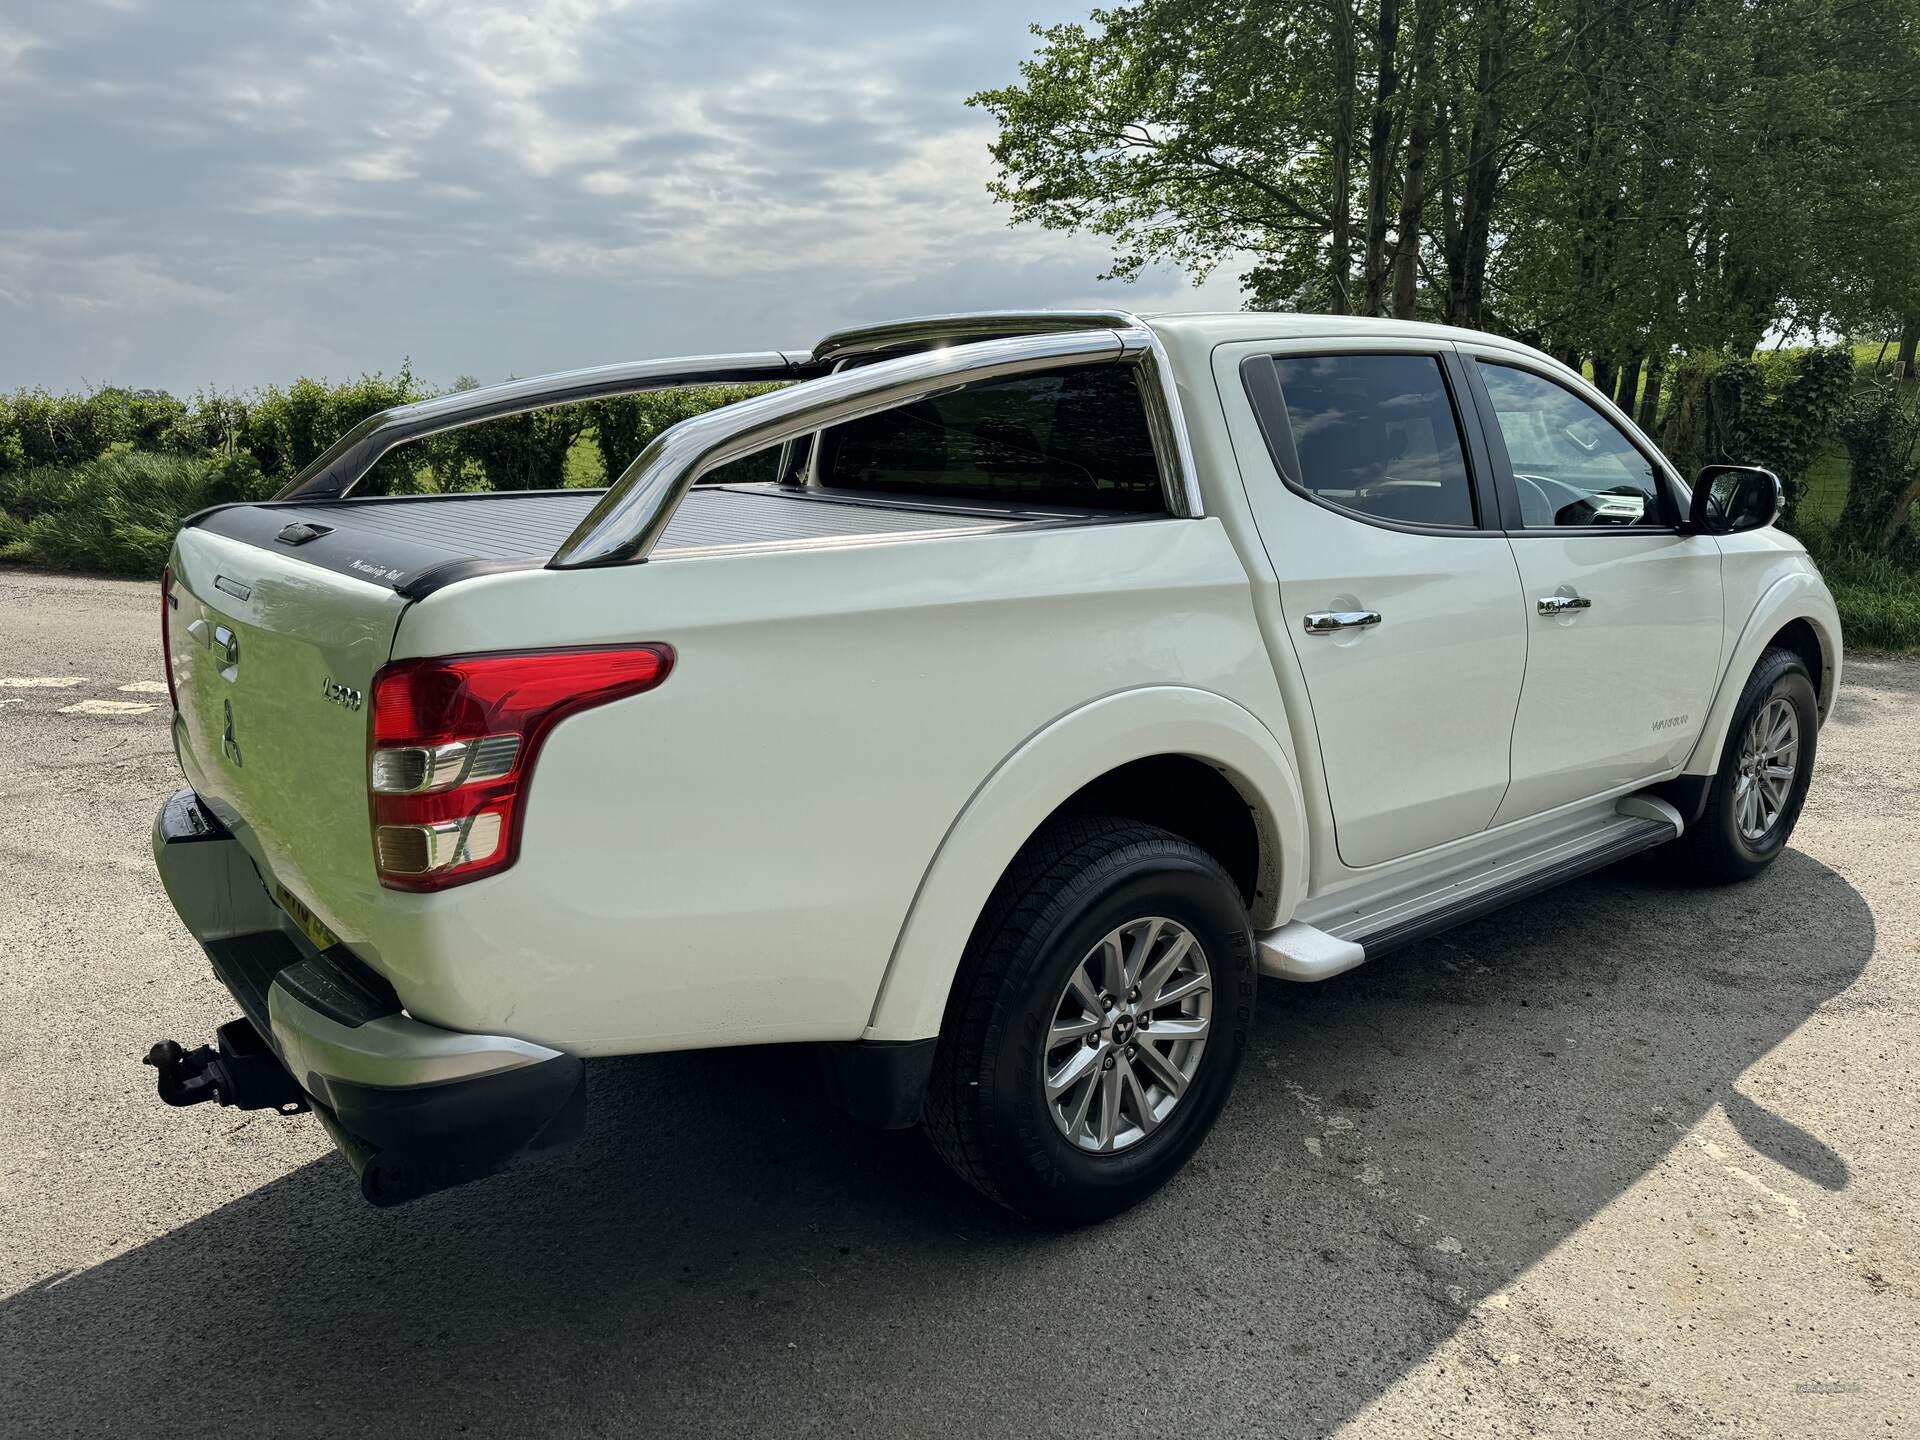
[1515, 474, 1554, 527]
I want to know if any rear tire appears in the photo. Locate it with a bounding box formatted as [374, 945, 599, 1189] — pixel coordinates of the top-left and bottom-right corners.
[1672, 646, 1818, 884]
[923, 816, 1256, 1225]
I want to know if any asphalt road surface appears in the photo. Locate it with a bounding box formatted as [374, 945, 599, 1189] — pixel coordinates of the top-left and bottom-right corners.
[2, 566, 1915, 1438]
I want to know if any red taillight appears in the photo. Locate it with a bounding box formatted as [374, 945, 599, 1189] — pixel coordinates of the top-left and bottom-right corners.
[367, 644, 673, 892]
[160, 567, 178, 711]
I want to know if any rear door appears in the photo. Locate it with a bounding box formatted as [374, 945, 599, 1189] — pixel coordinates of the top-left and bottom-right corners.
[1224, 340, 1529, 869]
[1459, 351, 1723, 823]
[167, 524, 408, 947]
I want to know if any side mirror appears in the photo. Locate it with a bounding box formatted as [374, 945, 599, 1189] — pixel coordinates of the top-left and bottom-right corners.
[1690, 464, 1783, 535]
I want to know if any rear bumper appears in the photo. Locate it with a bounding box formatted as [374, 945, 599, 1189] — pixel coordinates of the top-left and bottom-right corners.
[151, 787, 583, 1205]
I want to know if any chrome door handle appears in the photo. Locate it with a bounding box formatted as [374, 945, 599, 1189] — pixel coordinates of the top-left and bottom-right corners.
[1536, 595, 1592, 616]
[1303, 610, 1383, 635]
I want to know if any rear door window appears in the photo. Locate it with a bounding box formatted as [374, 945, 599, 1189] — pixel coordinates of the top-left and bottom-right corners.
[1260, 354, 1477, 528]
[813, 364, 1166, 512]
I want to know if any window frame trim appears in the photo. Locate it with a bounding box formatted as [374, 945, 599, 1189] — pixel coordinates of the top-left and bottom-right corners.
[1459, 352, 1688, 536]
[1237, 345, 1504, 538]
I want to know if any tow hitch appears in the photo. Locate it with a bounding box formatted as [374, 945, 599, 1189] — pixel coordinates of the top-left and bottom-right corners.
[143, 1017, 310, 1114]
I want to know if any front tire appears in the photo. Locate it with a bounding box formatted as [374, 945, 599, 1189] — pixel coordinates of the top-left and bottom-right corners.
[1673, 646, 1819, 883]
[924, 817, 1256, 1225]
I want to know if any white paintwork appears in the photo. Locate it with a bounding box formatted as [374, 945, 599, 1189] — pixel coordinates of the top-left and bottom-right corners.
[1211, 336, 1529, 866]
[1493, 531, 1723, 823]
[156, 310, 1844, 1065]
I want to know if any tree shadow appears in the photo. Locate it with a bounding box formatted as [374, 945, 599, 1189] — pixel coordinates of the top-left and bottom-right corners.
[2, 849, 1874, 1436]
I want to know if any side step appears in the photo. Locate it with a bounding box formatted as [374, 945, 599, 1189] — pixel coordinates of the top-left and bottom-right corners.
[1259, 794, 1682, 981]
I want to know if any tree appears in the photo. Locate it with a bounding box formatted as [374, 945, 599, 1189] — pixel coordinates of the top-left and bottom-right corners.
[973, 0, 1920, 361]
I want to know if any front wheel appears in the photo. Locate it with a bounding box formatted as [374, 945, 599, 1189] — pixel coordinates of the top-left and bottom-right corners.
[1673, 646, 1819, 883]
[923, 817, 1256, 1225]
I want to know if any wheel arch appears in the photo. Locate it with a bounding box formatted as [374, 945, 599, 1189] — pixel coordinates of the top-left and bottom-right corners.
[862, 687, 1308, 1042]
[1684, 570, 1843, 777]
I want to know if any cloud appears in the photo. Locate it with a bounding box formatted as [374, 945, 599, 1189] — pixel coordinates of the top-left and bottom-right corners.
[0, 0, 1245, 393]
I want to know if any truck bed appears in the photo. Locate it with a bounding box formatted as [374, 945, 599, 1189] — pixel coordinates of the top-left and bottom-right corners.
[190, 483, 1139, 597]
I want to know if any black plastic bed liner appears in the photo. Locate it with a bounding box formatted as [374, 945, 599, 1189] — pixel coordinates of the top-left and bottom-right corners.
[188, 482, 1143, 597]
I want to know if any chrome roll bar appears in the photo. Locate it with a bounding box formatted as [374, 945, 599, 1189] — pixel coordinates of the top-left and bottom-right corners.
[549, 318, 1203, 569]
[275, 353, 811, 501]
[268, 309, 1204, 561]
[553, 327, 1150, 569]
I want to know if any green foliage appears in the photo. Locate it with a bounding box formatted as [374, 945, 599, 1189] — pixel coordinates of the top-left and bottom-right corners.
[10, 451, 221, 577]
[1658, 348, 1854, 524]
[1, 385, 190, 470]
[1807, 542, 1920, 651]
[0, 368, 771, 575]
[1834, 389, 1920, 553]
[976, 0, 1920, 365]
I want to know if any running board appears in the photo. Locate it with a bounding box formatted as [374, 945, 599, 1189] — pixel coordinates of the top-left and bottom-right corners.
[1258, 794, 1683, 981]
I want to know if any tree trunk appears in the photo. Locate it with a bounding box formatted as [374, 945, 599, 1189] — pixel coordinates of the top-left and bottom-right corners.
[1613, 354, 1642, 413]
[1361, 0, 1402, 317]
[1898, 315, 1920, 379]
[1591, 355, 1618, 400]
[1450, 0, 1508, 327]
[1390, 0, 1442, 319]
[1328, 0, 1358, 314]
[1637, 354, 1666, 433]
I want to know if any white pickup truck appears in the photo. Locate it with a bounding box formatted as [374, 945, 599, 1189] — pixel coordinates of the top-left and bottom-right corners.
[148, 310, 1841, 1221]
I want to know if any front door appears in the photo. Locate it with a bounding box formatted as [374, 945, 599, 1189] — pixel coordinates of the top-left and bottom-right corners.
[1462, 353, 1724, 824]
[1228, 344, 1529, 869]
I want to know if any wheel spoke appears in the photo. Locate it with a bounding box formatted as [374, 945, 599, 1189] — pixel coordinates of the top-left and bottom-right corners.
[1096, 1061, 1123, 1150]
[1147, 969, 1209, 1010]
[1132, 1035, 1189, 1097]
[1064, 1057, 1100, 1141]
[1046, 1044, 1099, 1100]
[1119, 1057, 1157, 1135]
[1066, 966, 1103, 1018]
[1136, 930, 1194, 1005]
[1123, 918, 1165, 988]
[1050, 1014, 1101, 1046]
[1148, 1014, 1210, 1043]
[1100, 933, 1127, 999]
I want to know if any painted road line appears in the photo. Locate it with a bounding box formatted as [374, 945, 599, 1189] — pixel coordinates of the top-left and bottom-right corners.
[0, 676, 87, 688]
[117, 680, 170, 693]
[58, 699, 156, 716]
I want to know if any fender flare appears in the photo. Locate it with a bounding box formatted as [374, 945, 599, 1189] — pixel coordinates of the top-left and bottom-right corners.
[1683, 569, 1843, 776]
[862, 686, 1309, 1042]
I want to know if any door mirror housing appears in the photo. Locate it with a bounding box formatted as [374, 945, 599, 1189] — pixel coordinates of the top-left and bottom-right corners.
[1689, 464, 1783, 535]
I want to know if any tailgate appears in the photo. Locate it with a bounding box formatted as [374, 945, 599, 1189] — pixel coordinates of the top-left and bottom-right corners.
[167, 525, 409, 951]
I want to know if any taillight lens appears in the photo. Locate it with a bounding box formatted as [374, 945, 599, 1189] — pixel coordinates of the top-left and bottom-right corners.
[160, 567, 178, 711]
[367, 644, 673, 892]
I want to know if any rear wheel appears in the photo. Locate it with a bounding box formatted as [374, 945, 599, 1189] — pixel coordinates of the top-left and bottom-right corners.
[924, 817, 1256, 1224]
[1673, 646, 1818, 883]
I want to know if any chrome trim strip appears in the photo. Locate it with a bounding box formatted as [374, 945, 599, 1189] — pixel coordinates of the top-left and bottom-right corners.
[549, 328, 1131, 569]
[275, 352, 813, 501]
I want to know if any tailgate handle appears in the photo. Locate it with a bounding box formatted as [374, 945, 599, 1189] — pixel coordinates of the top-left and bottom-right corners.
[212, 626, 240, 668]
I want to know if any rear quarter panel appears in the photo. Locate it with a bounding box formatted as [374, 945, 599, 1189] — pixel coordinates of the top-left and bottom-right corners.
[367, 518, 1290, 1054]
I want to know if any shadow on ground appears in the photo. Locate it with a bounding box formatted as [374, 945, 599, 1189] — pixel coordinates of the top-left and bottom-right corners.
[3, 850, 1874, 1437]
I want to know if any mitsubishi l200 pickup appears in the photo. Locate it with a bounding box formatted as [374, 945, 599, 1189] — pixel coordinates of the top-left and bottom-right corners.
[146, 310, 1840, 1221]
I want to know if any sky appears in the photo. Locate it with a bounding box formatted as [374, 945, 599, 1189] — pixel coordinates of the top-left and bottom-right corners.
[0, 0, 1245, 395]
